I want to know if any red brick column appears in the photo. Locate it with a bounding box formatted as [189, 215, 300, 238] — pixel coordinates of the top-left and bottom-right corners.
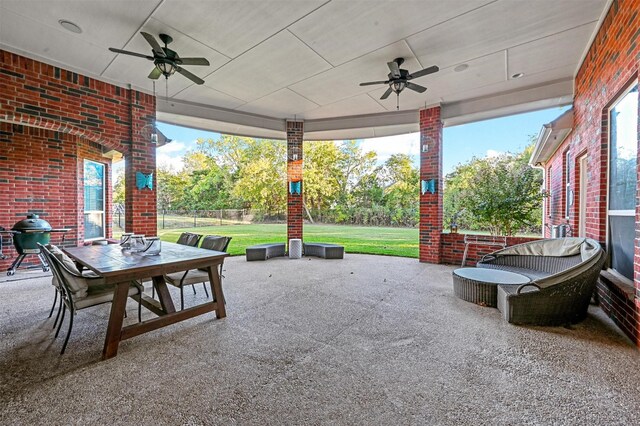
[419, 107, 443, 263]
[124, 89, 157, 236]
[286, 120, 304, 246]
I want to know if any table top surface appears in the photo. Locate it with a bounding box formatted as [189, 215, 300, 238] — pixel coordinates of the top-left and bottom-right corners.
[63, 242, 227, 280]
[454, 267, 530, 285]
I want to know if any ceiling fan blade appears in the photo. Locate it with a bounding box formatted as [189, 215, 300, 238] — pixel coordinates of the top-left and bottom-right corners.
[109, 47, 154, 60]
[387, 61, 401, 78]
[178, 57, 210, 66]
[148, 67, 162, 80]
[409, 65, 439, 79]
[175, 66, 205, 85]
[359, 80, 388, 86]
[406, 82, 427, 93]
[141, 32, 166, 57]
[380, 87, 393, 100]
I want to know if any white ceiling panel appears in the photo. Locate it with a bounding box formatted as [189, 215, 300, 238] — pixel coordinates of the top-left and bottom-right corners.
[407, 0, 607, 69]
[153, 0, 325, 58]
[205, 30, 331, 102]
[0, 9, 116, 76]
[289, 0, 492, 66]
[103, 18, 230, 96]
[369, 51, 506, 111]
[237, 89, 318, 118]
[290, 41, 421, 106]
[0, 0, 611, 139]
[444, 65, 577, 104]
[1, 0, 160, 49]
[173, 85, 246, 110]
[301, 94, 387, 120]
[508, 23, 597, 77]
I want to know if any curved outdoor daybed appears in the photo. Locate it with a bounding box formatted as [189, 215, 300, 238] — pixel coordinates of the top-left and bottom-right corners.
[476, 237, 605, 326]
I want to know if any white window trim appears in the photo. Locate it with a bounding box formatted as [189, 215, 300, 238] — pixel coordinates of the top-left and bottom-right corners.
[605, 80, 638, 279]
[83, 160, 106, 241]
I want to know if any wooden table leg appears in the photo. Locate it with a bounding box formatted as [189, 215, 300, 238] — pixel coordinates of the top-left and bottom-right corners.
[102, 281, 130, 360]
[207, 262, 226, 319]
[152, 275, 176, 314]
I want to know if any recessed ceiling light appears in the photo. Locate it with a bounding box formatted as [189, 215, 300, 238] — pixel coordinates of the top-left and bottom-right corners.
[58, 19, 82, 34]
[511, 72, 525, 79]
[454, 64, 469, 72]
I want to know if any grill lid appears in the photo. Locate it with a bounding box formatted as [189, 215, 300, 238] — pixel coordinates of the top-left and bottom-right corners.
[12, 214, 52, 232]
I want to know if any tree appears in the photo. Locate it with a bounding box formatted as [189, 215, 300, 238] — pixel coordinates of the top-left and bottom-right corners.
[380, 154, 419, 226]
[113, 167, 125, 205]
[443, 142, 543, 235]
[231, 139, 287, 216]
[303, 141, 342, 221]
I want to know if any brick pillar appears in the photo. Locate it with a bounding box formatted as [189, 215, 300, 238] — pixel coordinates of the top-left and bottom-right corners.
[286, 120, 304, 247]
[124, 89, 157, 236]
[419, 106, 443, 263]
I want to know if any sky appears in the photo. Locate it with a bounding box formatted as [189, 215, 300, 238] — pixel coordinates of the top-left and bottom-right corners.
[115, 106, 569, 178]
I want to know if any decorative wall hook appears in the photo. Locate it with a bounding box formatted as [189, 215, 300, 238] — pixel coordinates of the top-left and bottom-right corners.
[289, 181, 301, 195]
[136, 171, 153, 190]
[421, 179, 436, 195]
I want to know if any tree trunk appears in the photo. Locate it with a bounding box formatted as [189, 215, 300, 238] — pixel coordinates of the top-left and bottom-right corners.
[303, 202, 315, 224]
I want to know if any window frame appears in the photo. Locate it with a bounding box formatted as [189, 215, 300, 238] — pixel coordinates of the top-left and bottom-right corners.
[606, 80, 638, 284]
[83, 159, 106, 241]
[564, 150, 572, 220]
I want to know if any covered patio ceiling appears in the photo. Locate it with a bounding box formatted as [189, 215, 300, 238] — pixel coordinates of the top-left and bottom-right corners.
[0, 0, 610, 139]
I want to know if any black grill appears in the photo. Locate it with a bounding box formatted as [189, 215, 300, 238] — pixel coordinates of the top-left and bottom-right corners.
[6, 214, 69, 276]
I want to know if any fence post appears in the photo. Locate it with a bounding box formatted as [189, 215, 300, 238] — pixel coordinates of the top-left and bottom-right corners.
[219, 210, 222, 226]
[194, 210, 197, 227]
[162, 209, 165, 229]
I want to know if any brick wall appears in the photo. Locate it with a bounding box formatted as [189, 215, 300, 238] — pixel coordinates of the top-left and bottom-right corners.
[286, 120, 303, 246]
[542, 0, 640, 345]
[419, 107, 443, 263]
[0, 50, 156, 272]
[440, 233, 540, 266]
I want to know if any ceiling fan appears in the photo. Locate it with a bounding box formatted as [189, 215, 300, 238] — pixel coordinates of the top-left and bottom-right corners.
[359, 58, 439, 109]
[109, 32, 210, 85]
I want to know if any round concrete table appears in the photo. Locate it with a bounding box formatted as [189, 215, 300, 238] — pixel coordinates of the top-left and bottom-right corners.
[453, 267, 530, 308]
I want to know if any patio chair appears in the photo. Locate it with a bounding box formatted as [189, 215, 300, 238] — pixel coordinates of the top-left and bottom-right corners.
[477, 238, 605, 325]
[39, 244, 143, 354]
[164, 235, 231, 310]
[47, 244, 114, 331]
[150, 232, 203, 298]
[177, 232, 202, 247]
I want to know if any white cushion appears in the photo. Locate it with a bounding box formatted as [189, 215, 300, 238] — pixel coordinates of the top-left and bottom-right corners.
[47, 245, 88, 298]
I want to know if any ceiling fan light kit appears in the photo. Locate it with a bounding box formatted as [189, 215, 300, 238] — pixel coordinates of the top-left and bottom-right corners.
[109, 32, 210, 85]
[359, 57, 439, 110]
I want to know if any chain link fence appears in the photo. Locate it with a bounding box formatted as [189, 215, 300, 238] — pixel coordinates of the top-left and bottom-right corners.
[112, 205, 286, 231]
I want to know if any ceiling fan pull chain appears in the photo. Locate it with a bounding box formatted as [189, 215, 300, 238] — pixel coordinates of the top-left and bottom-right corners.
[397, 93, 399, 111]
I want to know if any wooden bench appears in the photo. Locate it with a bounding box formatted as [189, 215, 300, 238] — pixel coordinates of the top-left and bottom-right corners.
[303, 243, 344, 259]
[246, 243, 285, 261]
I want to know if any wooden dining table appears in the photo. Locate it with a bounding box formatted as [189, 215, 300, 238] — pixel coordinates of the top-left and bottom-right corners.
[62, 242, 228, 359]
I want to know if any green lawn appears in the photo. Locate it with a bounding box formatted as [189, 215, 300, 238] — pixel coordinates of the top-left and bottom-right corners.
[157, 223, 419, 258]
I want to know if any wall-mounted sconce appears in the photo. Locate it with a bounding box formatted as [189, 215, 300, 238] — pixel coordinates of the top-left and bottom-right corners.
[421, 179, 436, 195]
[421, 135, 433, 153]
[136, 171, 153, 190]
[141, 121, 158, 144]
[289, 181, 301, 195]
[288, 145, 301, 162]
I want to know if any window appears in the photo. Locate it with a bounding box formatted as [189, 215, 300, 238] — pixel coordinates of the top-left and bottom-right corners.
[84, 160, 105, 240]
[564, 151, 572, 219]
[608, 83, 638, 281]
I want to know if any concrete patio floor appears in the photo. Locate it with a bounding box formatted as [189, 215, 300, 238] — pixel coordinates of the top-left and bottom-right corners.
[0, 254, 638, 425]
